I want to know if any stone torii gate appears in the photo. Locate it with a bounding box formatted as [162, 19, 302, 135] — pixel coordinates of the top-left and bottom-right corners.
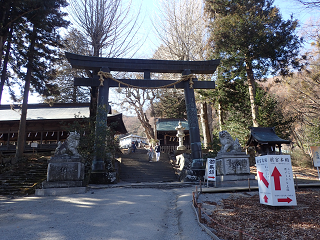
[66, 52, 220, 182]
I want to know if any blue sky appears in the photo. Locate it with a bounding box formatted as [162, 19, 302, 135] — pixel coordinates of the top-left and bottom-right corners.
[2, 0, 320, 105]
[133, 0, 320, 58]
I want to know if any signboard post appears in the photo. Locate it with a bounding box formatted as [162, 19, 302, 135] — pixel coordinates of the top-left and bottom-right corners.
[255, 155, 297, 206]
[310, 146, 320, 180]
[31, 142, 38, 154]
[205, 158, 216, 187]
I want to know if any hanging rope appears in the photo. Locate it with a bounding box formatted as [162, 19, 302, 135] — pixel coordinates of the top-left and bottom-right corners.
[97, 71, 196, 89]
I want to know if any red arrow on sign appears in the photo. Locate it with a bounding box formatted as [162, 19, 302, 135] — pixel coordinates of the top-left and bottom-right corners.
[208, 176, 215, 179]
[263, 195, 268, 203]
[278, 197, 292, 203]
[258, 171, 269, 188]
[271, 167, 282, 190]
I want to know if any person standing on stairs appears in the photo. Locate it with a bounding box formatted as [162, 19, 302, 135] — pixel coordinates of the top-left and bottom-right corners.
[155, 143, 161, 162]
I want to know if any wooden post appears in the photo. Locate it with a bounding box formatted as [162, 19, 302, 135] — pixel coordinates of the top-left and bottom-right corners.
[40, 131, 43, 149]
[239, 227, 243, 240]
[7, 131, 10, 148]
[198, 206, 202, 223]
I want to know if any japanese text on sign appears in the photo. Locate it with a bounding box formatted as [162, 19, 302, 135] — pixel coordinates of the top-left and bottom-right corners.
[205, 158, 216, 182]
[255, 155, 297, 206]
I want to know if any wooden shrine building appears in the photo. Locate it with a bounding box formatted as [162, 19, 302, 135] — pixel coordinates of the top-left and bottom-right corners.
[156, 119, 190, 152]
[0, 103, 127, 153]
[246, 127, 291, 155]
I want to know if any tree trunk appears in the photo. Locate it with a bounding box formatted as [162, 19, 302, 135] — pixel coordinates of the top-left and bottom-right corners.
[207, 103, 214, 141]
[218, 102, 224, 131]
[246, 61, 259, 127]
[200, 102, 212, 148]
[0, 35, 6, 71]
[136, 109, 154, 141]
[15, 26, 37, 160]
[0, 28, 13, 105]
[90, 45, 100, 120]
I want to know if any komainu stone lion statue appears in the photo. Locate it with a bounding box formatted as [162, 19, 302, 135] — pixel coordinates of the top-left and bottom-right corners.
[218, 130, 242, 154]
[54, 132, 81, 158]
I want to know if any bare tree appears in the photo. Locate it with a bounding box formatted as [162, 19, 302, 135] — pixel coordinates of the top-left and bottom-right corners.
[297, 0, 320, 8]
[152, 0, 214, 147]
[68, 0, 144, 119]
[68, 0, 142, 58]
[153, 0, 208, 61]
[117, 86, 157, 140]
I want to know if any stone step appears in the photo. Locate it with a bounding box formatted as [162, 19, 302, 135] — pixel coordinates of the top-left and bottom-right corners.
[0, 158, 48, 196]
[120, 149, 177, 183]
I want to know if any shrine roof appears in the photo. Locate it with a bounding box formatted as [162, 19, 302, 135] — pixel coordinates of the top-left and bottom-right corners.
[0, 103, 127, 134]
[156, 119, 189, 132]
[246, 127, 291, 146]
[0, 103, 90, 121]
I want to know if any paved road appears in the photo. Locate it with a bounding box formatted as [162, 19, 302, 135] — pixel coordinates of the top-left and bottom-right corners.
[0, 186, 213, 240]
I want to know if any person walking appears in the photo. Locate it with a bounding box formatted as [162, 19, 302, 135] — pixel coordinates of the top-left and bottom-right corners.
[147, 146, 154, 162]
[155, 143, 161, 162]
[131, 142, 136, 153]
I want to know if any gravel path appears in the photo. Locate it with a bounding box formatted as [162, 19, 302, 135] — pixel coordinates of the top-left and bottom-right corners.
[0, 186, 213, 240]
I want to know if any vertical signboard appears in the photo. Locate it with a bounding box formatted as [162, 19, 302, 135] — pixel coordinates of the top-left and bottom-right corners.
[310, 146, 320, 180]
[205, 158, 216, 187]
[256, 155, 297, 206]
[310, 146, 320, 167]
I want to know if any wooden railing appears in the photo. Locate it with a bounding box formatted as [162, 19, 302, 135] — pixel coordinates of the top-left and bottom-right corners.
[0, 144, 57, 153]
[160, 145, 190, 153]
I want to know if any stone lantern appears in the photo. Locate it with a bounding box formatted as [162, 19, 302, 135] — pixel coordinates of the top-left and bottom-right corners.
[175, 121, 186, 150]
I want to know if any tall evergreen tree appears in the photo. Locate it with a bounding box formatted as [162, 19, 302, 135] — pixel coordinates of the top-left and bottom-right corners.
[43, 28, 90, 104]
[0, 0, 42, 104]
[14, 0, 69, 159]
[153, 90, 187, 119]
[205, 0, 302, 127]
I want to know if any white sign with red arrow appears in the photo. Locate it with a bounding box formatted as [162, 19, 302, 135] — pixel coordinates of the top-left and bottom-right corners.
[205, 158, 216, 187]
[255, 155, 297, 206]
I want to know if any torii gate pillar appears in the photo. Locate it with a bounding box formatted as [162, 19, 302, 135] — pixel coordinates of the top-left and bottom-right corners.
[91, 67, 110, 178]
[182, 70, 202, 161]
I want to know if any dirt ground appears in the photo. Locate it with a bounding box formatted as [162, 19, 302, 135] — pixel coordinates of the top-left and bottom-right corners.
[198, 166, 320, 240]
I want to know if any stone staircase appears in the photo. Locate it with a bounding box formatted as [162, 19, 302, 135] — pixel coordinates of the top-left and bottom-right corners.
[0, 157, 48, 196]
[119, 148, 178, 183]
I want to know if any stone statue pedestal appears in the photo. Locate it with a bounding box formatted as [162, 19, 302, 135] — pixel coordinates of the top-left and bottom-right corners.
[35, 156, 86, 196]
[215, 152, 255, 184]
[35, 132, 87, 196]
[46, 157, 84, 182]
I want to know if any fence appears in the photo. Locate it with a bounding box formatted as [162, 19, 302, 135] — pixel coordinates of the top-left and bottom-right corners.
[160, 145, 190, 153]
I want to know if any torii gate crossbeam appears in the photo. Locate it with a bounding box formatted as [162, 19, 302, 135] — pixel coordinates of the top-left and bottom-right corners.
[66, 52, 220, 183]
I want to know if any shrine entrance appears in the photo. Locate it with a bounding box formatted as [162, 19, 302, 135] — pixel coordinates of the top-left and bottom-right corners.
[66, 52, 220, 183]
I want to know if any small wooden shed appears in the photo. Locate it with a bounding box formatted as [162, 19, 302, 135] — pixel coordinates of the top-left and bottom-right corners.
[246, 127, 291, 155]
